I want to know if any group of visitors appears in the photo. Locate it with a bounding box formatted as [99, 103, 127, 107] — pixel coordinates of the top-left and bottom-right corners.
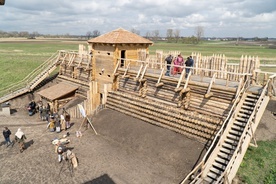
[3, 103, 77, 168]
[27, 100, 71, 133]
[165, 53, 194, 77]
[27, 100, 51, 120]
[3, 127, 27, 153]
[47, 110, 71, 133]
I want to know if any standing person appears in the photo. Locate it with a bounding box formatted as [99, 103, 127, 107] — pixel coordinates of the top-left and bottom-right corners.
[55, 116, 61, 133]
[177, 54, 184, 73]
[3, 127, 12, 147]
[15, 128, 27, 153]
[48, 116, 56, 132]
[185, 56, 194, 77]
[60, 114, 66, 131]
[37, 101, 43, 120]
[62, 109, 71, 130]
[173, 54, 184, 75]
[55, 141, 66, 163]
[165, 54, 173, 76]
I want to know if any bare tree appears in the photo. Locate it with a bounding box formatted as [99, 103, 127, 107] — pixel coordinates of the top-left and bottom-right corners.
[152, 30, 160, 41]
[173, 29, 180, 43]
[166, 29, 173, 42]
[195, 26, 204, 43]
[130, 28, 140, 35]
[145, 31, 151, 39]
[86, 31, 92, 39]
[93, 30, 101, 37]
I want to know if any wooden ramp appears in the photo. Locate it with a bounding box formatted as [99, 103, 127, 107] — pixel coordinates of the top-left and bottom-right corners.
[183, 84, 270, 184]
[0, 51, 61, 104]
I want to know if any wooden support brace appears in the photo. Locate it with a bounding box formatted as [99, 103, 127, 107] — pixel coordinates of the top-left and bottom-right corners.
[114, 73, 120, 77]
[181, 72, 192, 93]
[175, 68, 186, 92]
[122, 62, 131, 78]
[139, 64, 148, 82]
[68, 54, 76, 67]
[235, 77, 244, 99]
[113, 59, 121, 76]
[155, 67, 165, 88]
[204, 73, 217, 98]
[134, 63, 144, 82]
[77, 54, 83, 68]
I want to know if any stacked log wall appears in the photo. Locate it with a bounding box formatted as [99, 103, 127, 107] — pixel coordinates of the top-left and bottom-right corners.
[107, 70, 236, 142]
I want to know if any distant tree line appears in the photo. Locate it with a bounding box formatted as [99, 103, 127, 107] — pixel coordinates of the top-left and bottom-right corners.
[0, 27, 269, 43]
[0, 30, 99, 39]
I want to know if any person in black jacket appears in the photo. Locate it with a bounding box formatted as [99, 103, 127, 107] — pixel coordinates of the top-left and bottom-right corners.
[185, 56, 194, 78]
[3, 127, 12, 147]
[165, 54, 173, 76]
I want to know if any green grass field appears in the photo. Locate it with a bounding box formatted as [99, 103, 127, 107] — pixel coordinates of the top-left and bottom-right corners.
[0, 39, 275, 183]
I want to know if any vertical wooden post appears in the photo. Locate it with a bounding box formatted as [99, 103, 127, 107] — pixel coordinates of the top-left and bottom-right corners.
[91, 44, 96, 81]
[89, 81, 100, 114]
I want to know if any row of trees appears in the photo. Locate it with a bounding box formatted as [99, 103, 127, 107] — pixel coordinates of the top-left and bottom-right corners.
[0, 30, 86, 39]
[131, 26, 205, 43]
[0, 27, 205, 43]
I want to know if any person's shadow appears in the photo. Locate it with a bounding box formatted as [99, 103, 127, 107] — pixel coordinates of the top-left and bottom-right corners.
[0, 141, 6, 147]
[24, 139, 34, 150]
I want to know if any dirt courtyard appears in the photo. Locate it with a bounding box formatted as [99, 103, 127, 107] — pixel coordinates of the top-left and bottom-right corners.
[0, 104, 207, 184]
[0, 96, 275, 184]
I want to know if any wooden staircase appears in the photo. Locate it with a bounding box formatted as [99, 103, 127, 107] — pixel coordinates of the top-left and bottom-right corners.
[0, 51, 62, 103]
[184, 84, 270, 184]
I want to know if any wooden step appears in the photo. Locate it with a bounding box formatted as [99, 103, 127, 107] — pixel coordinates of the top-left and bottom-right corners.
[227, 134, 240, 141]
[243, 101, 255, 106]
[215, 157, 229, 165]
[245, 98, 258, 102]
[229, 129, 242, 137]
[241, 105, 254, 110]
[233, 121, 246, 127]
[246, 93, 259, 98]
[202, 176, 215, 183]
[210, 166, 223, 175]
[222, 142, 236, 150]
[232, 124, 244, 131]
[213, 162, 226, 171]
[236, 116, 247, 122]
[207, 172, 219, 181]
[237, 113, 250, 118]
[218, 151, 231, 161]
[220, 147, 233, 154]
[239, 108, 253, 114]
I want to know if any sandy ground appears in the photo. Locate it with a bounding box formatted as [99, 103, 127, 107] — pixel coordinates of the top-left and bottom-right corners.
[0, 95, 275, 184]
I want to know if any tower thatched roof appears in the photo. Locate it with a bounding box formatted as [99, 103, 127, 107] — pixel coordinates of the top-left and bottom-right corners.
[88, 28, 153, 45]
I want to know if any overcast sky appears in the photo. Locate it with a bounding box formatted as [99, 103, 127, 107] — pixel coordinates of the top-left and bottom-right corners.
[0, 0, 275, 38]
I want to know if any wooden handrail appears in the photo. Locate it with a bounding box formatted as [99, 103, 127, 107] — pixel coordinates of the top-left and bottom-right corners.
[216, 79, 270, 183]
[181, 76, 250, 183]
[0, 50, 60, 95]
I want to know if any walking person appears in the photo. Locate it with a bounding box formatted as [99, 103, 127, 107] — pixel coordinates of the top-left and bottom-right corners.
[3, 127, 12, 147]
[15, 128, 27, 153]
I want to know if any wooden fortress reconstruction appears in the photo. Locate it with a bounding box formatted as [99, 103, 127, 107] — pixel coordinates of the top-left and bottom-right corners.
[0, 28, 275, 183]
